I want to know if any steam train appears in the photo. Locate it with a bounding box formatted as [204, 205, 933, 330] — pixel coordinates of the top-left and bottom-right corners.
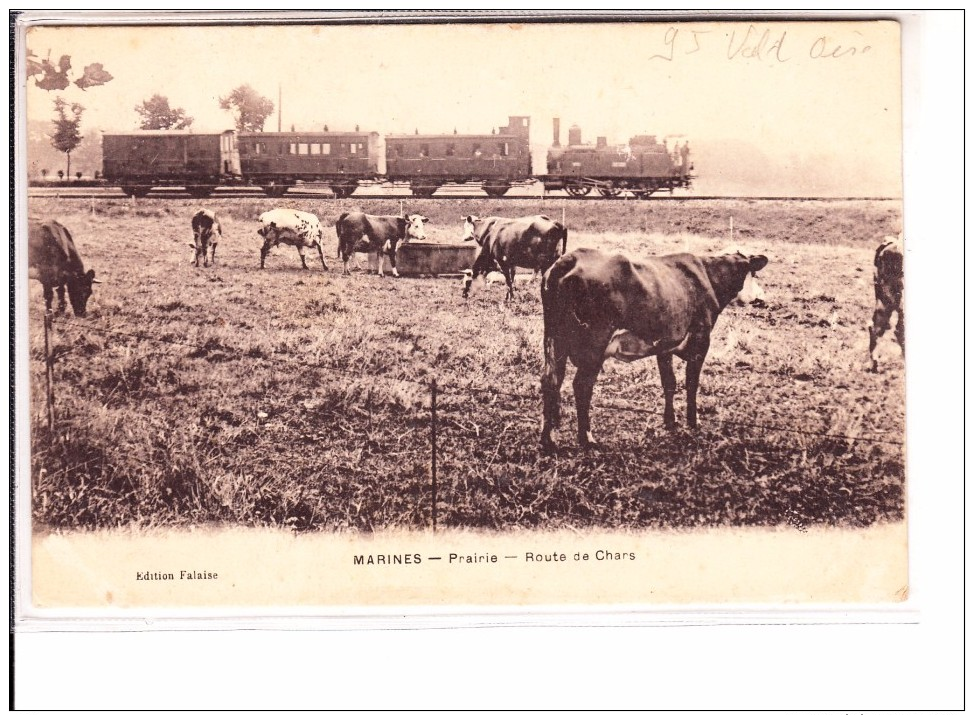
[100, 117, 693, 199]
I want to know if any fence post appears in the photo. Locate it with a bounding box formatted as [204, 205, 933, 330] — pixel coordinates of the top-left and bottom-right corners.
[430, 379, 438, 532]
[43, 311, 55, 437]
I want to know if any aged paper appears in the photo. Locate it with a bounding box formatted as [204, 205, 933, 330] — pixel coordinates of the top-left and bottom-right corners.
[16, 14, 909, 618]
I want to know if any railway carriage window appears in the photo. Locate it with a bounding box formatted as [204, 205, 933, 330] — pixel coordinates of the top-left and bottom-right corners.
[298, 143, 309, 155]
[310, 143, 321, 155]
[350, 144, 357, 154]
[322, 143, 331, 155]
[420, 144, 430, 158]
[394, 144, 403, 157]
[499, 143, 509, 156]
[357, 142, 365, 152]
[289, 143, 297, 154]
[446, 144, 456, 157]
[278, 143, 285, 155]
[472, 143, 482, 157]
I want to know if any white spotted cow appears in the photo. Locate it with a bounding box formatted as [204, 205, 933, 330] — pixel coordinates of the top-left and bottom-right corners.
[257, 208, 328, 271]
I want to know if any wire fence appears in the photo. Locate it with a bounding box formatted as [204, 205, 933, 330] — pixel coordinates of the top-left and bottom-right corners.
[30, 310, 906, 530]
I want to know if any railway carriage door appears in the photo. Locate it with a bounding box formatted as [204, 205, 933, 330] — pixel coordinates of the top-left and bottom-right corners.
[221, 131, 241, 176]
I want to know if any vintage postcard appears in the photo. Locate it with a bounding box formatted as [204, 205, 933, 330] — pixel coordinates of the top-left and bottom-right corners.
[14, 12, 913, 621]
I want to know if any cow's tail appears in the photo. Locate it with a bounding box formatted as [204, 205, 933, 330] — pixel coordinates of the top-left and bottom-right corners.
[335, 212, 349, 257]
[540, 252, 580, 433]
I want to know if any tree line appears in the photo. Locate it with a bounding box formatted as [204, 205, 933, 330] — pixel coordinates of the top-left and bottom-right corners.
[30, 49, 275, 177]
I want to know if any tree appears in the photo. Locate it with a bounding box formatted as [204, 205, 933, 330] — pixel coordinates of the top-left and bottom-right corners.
[135, 94, 194, 130]
[219, 84, 275, 132]
[50, 98, 84, 178]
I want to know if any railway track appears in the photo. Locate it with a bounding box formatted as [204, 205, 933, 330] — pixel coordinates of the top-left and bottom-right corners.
[26, 186, 899, 202]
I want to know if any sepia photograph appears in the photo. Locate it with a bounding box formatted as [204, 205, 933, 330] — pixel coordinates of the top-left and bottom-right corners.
[15, 12, 913, 613]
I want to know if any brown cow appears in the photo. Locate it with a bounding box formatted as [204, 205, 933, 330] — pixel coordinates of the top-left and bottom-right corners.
[461, 215, 567, 300]
[540, 247, 768, 452]
[28, 218, 99, 316]
[868, 235, 905, 371]
[335, 212, 428, 277]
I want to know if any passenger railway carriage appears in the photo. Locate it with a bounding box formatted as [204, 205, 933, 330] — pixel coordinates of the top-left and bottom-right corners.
[98, 115, 692, 198]
[101, 130, 240, 198]
[385, 116, 532, 197]
[238, 130, 380, 197]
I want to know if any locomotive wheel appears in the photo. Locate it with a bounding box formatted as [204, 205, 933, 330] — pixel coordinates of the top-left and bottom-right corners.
[483, 183, 510, 198]
[565, 184, 591, 197]
[597, 187, 622, 198]
[121, 185, 151, 198]
[330, 183, 356, 199]
[261, 184, 287, 198]
[186, 185, 215, 199]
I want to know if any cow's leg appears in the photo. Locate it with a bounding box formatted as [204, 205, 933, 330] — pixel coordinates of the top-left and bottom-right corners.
[569, 328, 613, 448]
[540, 335, 569, 453]
[297, 245, 309, 270]
[55, 285, 67, 314]
[573, 362, 603, 448]
[504, 267, 516, 302]
[894, 305, 905, 357]
[389, 249, 400, 278]
[657, 354, 678, 428]
[463, 248, 489, 298]
[41, 282, 54, 313]
[259, 240, 272, 269]
[684, 343, 709, 428]
[868, 300, 893, 371]
[210, 242, 217, 266]
[315, 243, 328, 271]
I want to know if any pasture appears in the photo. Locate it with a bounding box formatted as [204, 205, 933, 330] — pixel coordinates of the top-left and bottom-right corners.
[25, 196, 906, 532]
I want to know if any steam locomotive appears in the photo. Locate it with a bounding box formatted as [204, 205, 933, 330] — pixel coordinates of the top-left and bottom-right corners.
[100, 117, 693, 199]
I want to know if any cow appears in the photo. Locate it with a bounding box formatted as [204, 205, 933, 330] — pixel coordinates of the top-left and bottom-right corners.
[28, 218, 99, 317]
[868, 235, 905, 371]
[539, 247, 768, 453]
[189, 209, 221, 267]
[256, 208, 328, 271]
[335, 212, 429, 277]
[461, 214, 568, 300]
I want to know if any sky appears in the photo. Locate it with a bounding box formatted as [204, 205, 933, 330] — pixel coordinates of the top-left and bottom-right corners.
[19, 15, 903, 192]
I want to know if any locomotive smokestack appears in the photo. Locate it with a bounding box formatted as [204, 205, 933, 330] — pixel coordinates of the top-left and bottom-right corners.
[553, 117, 560, 147]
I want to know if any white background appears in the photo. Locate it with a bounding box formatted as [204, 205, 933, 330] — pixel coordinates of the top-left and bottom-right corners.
[9, 10, 965, 709]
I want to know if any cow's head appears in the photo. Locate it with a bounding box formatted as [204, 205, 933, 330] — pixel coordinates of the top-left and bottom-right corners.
[67, 269, 98, 317]
[706, 251, 769, 308]
[461, 215, 481, 242]
[403, 214, 429, 242]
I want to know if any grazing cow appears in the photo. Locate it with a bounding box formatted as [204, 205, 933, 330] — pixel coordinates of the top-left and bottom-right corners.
[256, 208, 328, 270]
[335, 212, 429, 277]
[540, 247, 768, 452]
[28, 218, 99, 317]
[461, 214, 568, 300]
[189, 209, 221, 267]
[868, 235, 905, 371]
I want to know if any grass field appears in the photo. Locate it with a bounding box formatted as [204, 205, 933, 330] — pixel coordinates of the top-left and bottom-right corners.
[25, 196, 905, 531]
